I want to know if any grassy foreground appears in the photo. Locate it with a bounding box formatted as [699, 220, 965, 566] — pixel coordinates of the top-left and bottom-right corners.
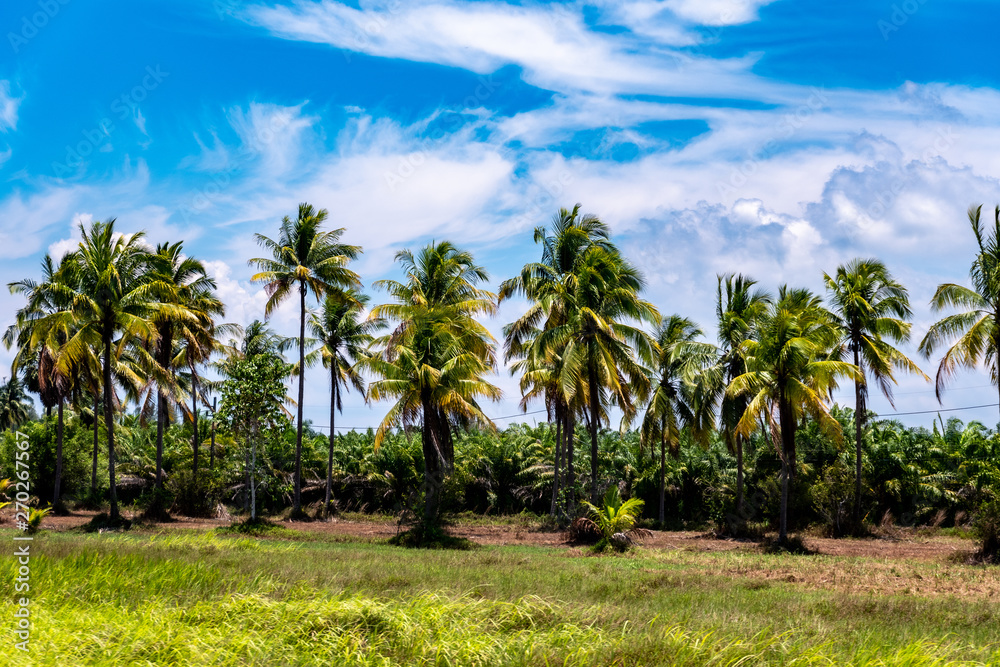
[2, 527, 999, 666]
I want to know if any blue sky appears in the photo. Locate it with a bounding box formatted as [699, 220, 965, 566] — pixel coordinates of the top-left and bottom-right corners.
[3, 0, 1000, 432]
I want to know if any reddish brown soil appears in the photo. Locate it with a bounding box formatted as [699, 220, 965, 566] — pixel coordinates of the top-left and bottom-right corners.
[8, 509, 973, 562]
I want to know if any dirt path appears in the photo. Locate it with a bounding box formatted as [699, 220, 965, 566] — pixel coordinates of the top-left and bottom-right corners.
[16, 510, 974, 562]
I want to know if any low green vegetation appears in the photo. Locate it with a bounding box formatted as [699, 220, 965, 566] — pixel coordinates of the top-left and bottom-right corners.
[2, 528, 998, 666]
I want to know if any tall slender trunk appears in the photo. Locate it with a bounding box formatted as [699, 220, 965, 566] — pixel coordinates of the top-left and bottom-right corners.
[210, 397, 216, 470]
[853, 340, 864, 531]
[777, 389, 795, 543]
[325, 371, 337, 519]
[294, 283, 306, 514]
[53, 399, 64, 507]
[192, 373, 199, 486]
[659, 434, 666, 523]
[91, 392, 99, 494]
[588, 363, 601, 505]
[244, 442, 251, 513]
[565, 413, 575, 515]
[104, 333, 119, 521]
[155, 325, 171, 491]
[549, 410, 561, 517]
[156, 394, 165, 490]
[736, 434, 745, 517]
[250, 426, 258, 520]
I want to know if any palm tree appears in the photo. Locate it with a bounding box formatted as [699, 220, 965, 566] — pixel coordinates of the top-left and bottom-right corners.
[728, 286, 860, 543]
[304, 289, 380, 518]
[35, 219, 161, 521]
[542, 239, 657, 505]
[249, 203, 361, 516]
[920, 206, 1000, 416]
[824, 258, 927, 530]
[365, 242, 500, 526]
[0, 376, 32, 432]
[500, 205, 657, 507]
[710, 274, 770, 518]
[144, 242, 221, 493]
[638, 315, 716, 522]
[6, 254, 81, 509]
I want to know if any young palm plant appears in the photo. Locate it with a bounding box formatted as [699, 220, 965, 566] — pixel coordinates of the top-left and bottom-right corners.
[580, 485, 650, 552]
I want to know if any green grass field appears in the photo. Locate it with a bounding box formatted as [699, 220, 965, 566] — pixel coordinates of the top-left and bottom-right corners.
[2, 526, 999, 666]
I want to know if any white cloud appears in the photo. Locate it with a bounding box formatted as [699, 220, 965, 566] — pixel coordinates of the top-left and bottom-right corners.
[0, 80, 20, 133]
[661, 0, 779, 25]
[245, 0, 783, 99]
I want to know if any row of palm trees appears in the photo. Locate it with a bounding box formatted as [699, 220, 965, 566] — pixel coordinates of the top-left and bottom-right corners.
[5, 202, 1000, 538]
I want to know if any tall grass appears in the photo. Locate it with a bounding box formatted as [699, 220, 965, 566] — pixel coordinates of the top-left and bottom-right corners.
[2, 530, 999, 665]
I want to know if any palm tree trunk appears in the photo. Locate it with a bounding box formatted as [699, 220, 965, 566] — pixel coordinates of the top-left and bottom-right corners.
[565, 413, 575, 515]
[103, 332, 119, 521]
[192, 374, 199, 487]
[778, 391, 795, 544]
[156, 394, 165, 490]
[294, 283, 306, 514]
[53, 398, 64, 507]
[549, 413, 561, 517]
[659, 434, 666, 524]
[736, 433, 745, 517]
[588, 364, 601, 505]
[250, 426, 258, 520]
[421, 392, 443, 526]
[853, 343, 864, 532]
[91, 392, 99, 494]
[210, 397, 216, 470]
[325, 371, 336, 519]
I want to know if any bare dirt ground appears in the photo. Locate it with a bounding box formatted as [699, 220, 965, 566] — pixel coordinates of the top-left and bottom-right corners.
[13, 509, 974, 563]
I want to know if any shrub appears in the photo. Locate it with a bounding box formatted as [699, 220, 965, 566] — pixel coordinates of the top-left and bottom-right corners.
[972, 499, 1000, 564]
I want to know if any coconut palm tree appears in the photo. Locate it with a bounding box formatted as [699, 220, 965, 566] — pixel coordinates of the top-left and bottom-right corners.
[541, 243, 657, 505]
[710, 274, 771, 517]
[638, 315, 716, 522]
[6, 253, 82, 509]
[0, 376, 32, 432]
[365, 241, 500, 526]
[824, 258, 927, 530]
[303, 289, 380, 518]
[143, 242, 223, 493]
[920, 205, 1000, 416]
[249, 203, 361, 516]
[728, 286, 860, 543]
[500, 205, 657, 506]
[35, 219, 163, 521]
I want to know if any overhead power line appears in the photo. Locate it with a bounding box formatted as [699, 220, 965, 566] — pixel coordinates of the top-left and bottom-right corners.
[308, 408, 550, 431]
